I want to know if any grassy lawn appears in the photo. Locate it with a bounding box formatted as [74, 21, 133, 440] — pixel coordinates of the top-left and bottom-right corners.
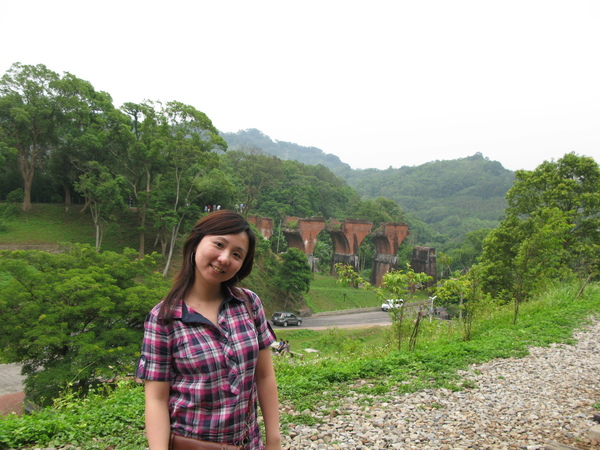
[304, 273, 380, 312]
[0, 204, 146, 253]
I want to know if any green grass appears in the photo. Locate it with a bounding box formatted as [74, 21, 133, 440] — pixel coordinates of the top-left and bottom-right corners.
[0, 203, 142, 253]
[304, 273, 380, 312]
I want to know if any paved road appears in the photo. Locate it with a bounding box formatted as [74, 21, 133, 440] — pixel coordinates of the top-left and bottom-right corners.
[271, 309, 392, 331]
[0, 363, 25, 396]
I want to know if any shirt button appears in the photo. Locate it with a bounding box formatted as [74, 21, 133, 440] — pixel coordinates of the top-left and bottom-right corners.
[221, 337, 228, 344]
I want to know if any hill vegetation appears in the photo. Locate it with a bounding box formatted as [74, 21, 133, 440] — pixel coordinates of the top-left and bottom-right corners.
[221, 130, 514, 250]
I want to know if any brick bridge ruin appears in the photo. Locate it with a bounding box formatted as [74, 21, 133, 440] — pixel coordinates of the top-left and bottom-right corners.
[247, 215, 436, 286]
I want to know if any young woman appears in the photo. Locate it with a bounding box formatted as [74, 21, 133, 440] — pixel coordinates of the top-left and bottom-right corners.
[137, 210, 282, 449]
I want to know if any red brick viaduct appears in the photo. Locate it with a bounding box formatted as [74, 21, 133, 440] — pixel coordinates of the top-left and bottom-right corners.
[247, 215, 436, 286]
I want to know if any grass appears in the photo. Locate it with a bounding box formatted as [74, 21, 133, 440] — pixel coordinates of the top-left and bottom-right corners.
[1, 281, 598, 449]
[303, 273, 430, 313]
[304, 274, 380, 312]
[0, 203, 142, 253]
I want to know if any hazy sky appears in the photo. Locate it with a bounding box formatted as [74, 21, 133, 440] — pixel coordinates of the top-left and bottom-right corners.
[2, 0, 599, 172]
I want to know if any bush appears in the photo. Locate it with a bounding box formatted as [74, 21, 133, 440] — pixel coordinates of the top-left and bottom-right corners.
[0, 245, 169, 405]
[5, 188, 23, 203]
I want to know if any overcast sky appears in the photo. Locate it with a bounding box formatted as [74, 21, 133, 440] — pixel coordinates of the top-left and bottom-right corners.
[2, 1, 599, 172]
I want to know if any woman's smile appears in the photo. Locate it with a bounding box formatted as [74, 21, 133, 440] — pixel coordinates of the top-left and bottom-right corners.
[194, 232, 249, 284]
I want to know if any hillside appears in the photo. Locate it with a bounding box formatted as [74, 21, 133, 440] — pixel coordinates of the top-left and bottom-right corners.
[220, 128, 352, 174]
[221, 130, 515, 243]
[346, 153, 514, 237]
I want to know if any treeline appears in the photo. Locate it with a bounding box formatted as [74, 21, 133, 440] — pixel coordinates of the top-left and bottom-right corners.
[1, 62, 445, 279]
[221, 131, 514, 230]
[2, 62, 598, 286]
[222, 130, 516, 269]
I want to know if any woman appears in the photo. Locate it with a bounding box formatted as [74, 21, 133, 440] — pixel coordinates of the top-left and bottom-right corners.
[137, 210, 282, 449]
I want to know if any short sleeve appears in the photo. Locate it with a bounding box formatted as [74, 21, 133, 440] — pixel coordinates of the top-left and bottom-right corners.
[136, 307, 172, 381]
[244, 290, 276, 350]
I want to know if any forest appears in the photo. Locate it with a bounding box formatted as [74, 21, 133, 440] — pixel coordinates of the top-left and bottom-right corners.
[1, 62, 598, 284]
[223, 129, 516, 254]
[0, 62, 516, 279]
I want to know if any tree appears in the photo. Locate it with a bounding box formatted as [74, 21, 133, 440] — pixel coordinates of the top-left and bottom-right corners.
[446, 228, 491, 273]
[348, 197, 405, 228]
[436, 267, 487, 340]
[48, 73, 122, 208]
[509, 208, 572, 323]
[278, 248, 312, 296]
[148, 101, 227, 275]
[74, 161, 127, 250]
[0, 245, 168, 404]
[222, 150, 285, 216]
[505, 152, 600, 273]
[0, 63, 61, 211]
[380, 266, 433, 350]
[478, 153, 598, 309]
[117, 101, 166, 258]
[335, 263, 432, 350]
[117, 101, 226, 259]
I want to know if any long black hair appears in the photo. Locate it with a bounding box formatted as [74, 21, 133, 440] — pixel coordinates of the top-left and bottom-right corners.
[159, 210, 256, 321]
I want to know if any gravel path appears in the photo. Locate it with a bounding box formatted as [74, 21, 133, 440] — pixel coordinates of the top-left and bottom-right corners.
[280, 317, 600, 449]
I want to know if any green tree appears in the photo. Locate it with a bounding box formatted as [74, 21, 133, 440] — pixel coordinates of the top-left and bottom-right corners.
[348, 196, 405, 228]
[478, 153, 598, 316]
[505, 152, 600, 276]
[117, 101, 167, 258]
[278, 248, 312, 297]
[0, 63, 61, 211]
[509, 208, 573, 323]
[381, 266, 433, 350]
[118, 101, 226, 259]
[150, 101, 226, 275]
[222, 150, 284, 216]
[435, 266, 487, 340]
[0, 245, 168, 404]
[74, 161, 127, 250]
[335, 263, 432, 350]
[48, 73, 123, 207]
[446, 228, 491, 273]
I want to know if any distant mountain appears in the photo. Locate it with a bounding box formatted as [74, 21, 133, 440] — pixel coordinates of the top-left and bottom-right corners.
[347, 153, 513, 216]
[220, 128, 352, 173]
[220, 129, 514, 242]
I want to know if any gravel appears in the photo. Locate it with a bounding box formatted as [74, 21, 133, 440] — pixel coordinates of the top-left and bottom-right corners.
[280, 317, 600, 449]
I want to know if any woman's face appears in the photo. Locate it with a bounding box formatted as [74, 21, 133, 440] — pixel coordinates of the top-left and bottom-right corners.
[193, 232, 250, 287]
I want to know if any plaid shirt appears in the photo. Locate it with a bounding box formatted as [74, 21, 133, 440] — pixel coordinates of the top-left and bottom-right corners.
[137, 288, 276, 448]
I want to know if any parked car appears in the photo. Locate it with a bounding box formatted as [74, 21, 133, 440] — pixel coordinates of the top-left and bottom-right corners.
[381, 299, 404, 311]
[272, 312, 302, 327]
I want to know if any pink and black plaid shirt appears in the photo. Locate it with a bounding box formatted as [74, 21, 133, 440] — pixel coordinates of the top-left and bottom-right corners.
[137, 288, 276, 448]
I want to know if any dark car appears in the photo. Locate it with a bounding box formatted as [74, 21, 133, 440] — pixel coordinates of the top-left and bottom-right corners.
[271, 312, 302, 327]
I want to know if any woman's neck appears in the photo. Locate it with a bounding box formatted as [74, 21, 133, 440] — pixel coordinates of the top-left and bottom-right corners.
[187, 280, 223, 306]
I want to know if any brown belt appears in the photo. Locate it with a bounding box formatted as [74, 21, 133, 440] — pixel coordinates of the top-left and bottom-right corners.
[169, 433, 243, 450]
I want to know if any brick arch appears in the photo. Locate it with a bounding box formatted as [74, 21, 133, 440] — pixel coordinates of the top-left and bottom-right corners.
[252, 214, 411, 286]
[328, 219, 373, 275]
[282, 217, 326, 271]
[370, 222, 409, 286]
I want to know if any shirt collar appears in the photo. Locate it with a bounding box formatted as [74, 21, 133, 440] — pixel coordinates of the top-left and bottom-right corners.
[177, 287, 242, 324]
